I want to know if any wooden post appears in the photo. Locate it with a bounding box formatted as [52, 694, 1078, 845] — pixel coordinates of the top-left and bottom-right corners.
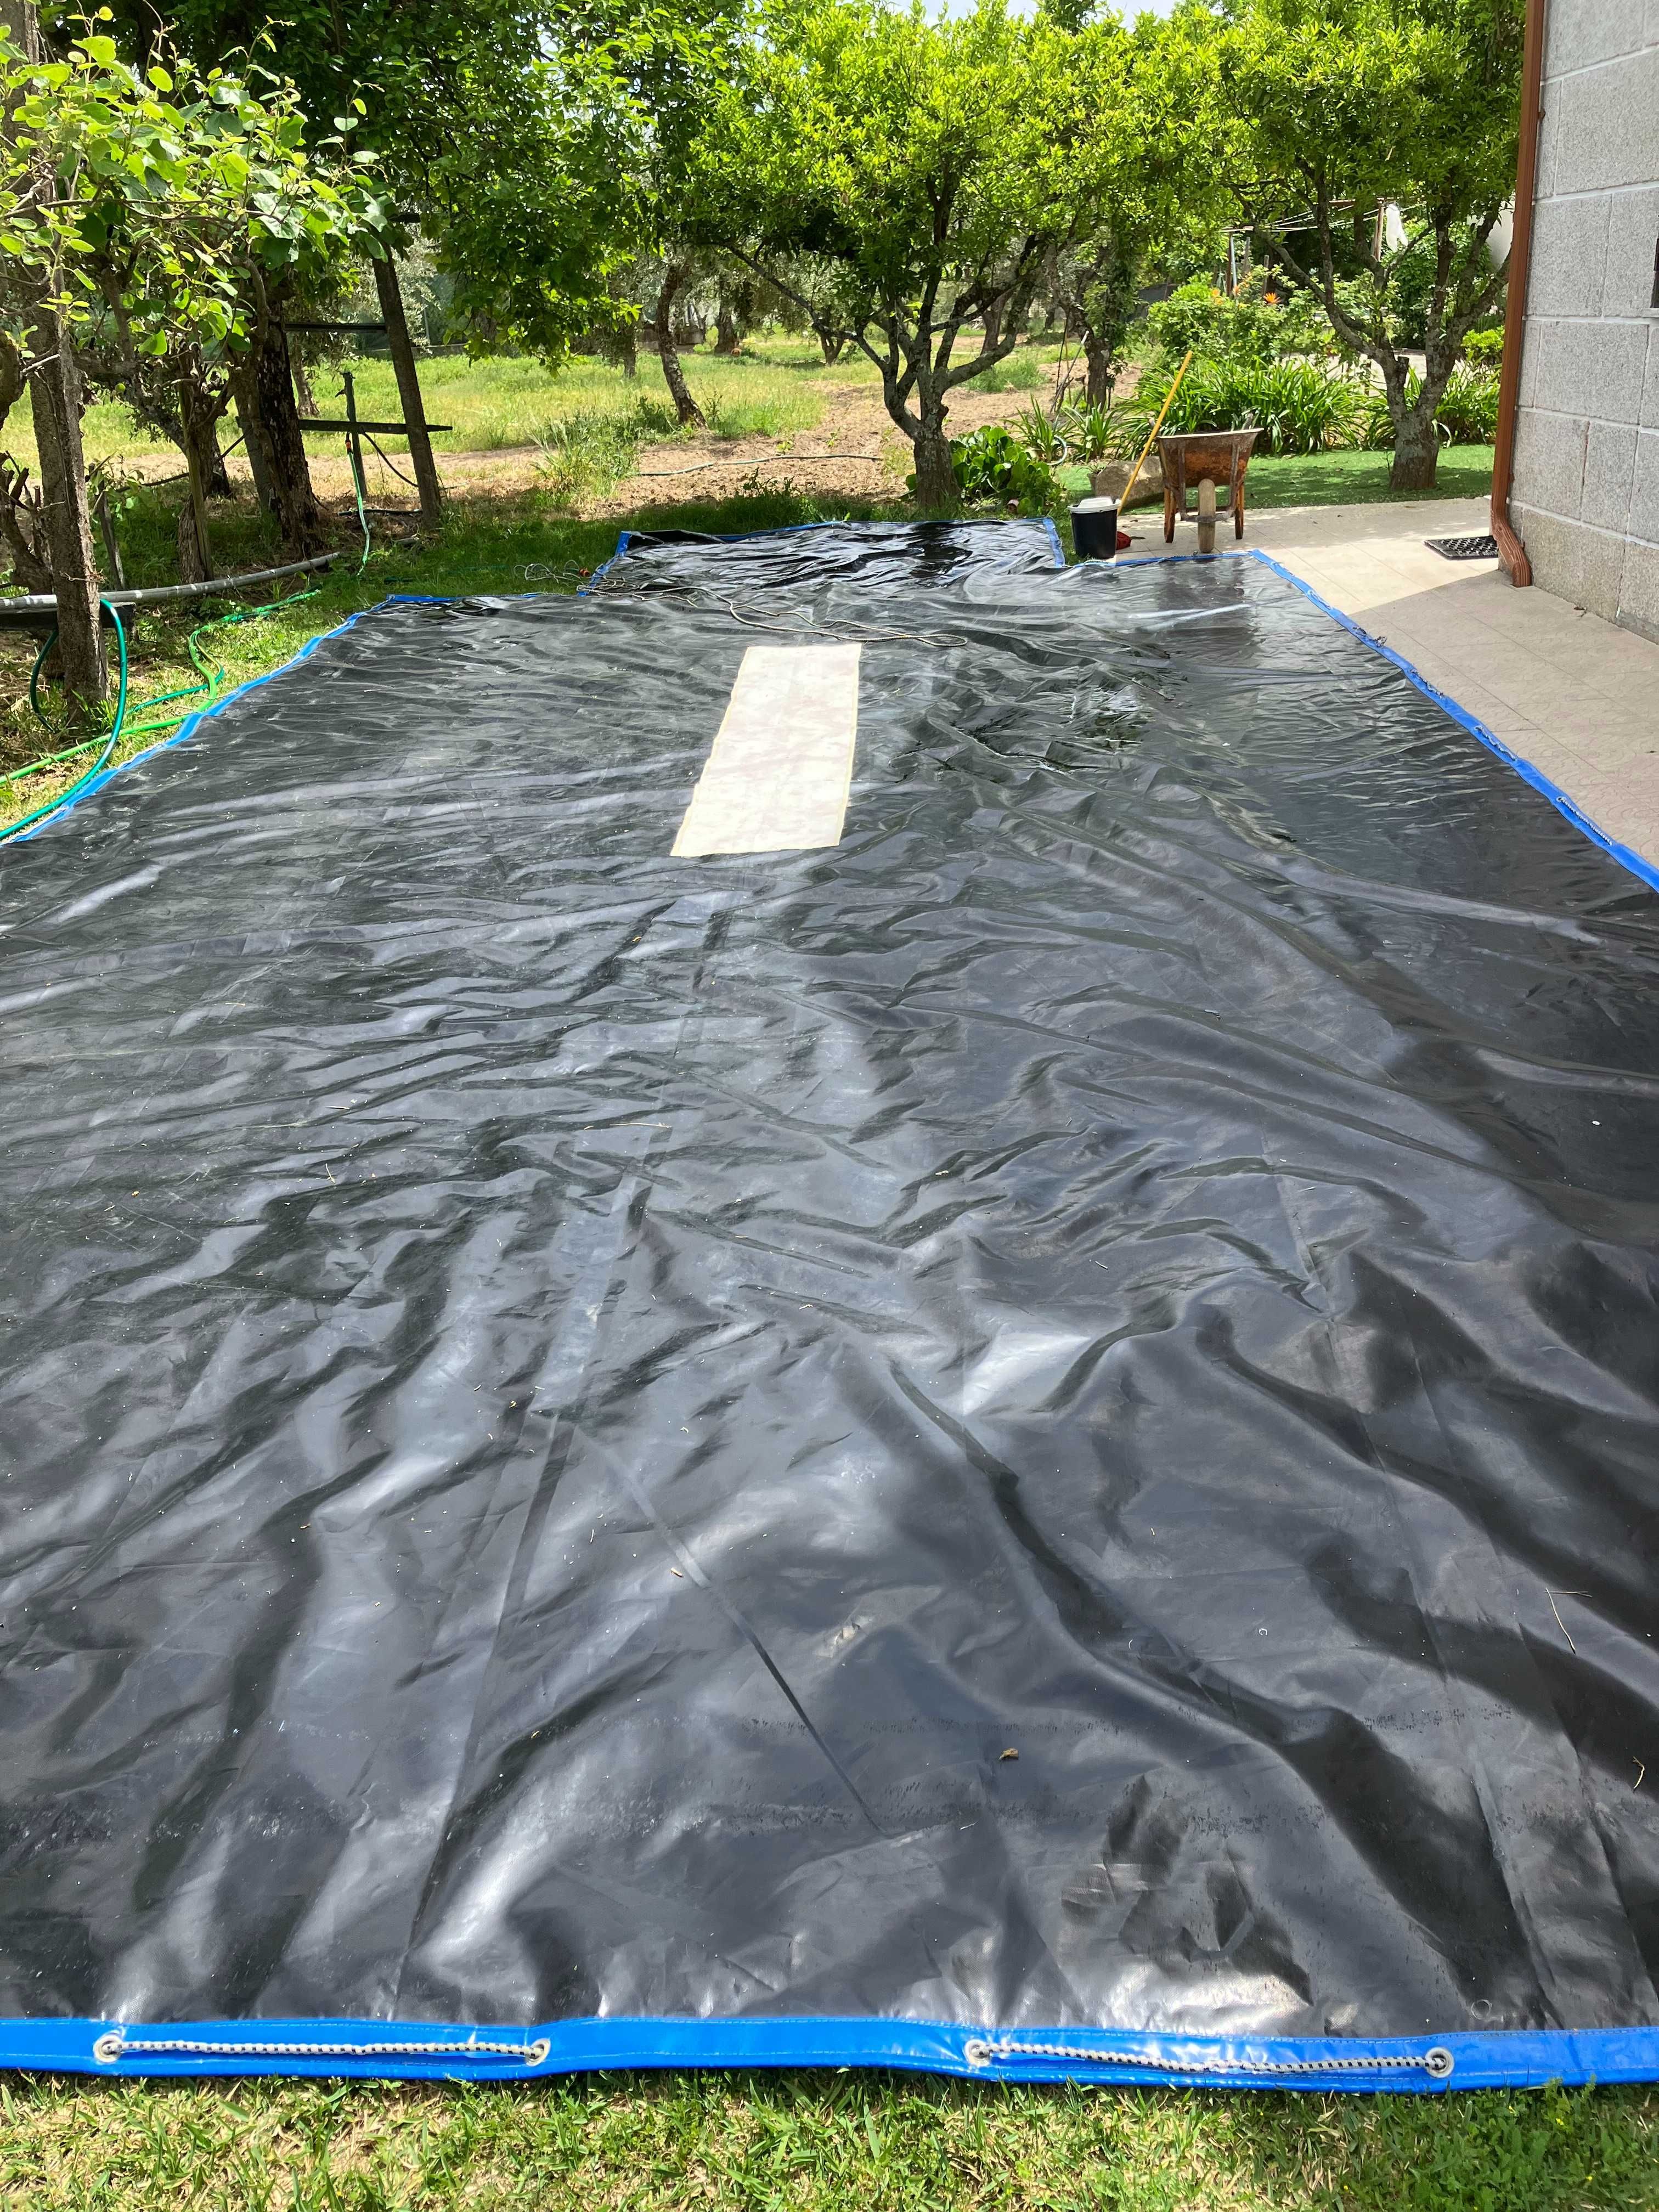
[342, 369, 368, 514]
[1197, 475, 1217, 556]
[371, 249, 443, 533]
[93, 484, 125, 586]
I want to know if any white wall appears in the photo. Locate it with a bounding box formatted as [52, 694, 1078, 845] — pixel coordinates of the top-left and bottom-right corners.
[1511, 0, 1659, 641]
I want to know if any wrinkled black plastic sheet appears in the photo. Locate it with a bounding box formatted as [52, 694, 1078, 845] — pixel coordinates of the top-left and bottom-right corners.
[5, 520, 1659, 2092]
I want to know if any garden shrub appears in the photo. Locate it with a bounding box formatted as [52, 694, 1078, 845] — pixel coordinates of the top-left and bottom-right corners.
[945, 422, 1057, 510]
[1061, 398, 1119, 462]
[1121, 356, 1365, 456]
[1354, 364, 1500, 448]
[1144, 270, 1357, 369]
[1431, 363, 1501, 443]
[1122, 353, 1499, 461]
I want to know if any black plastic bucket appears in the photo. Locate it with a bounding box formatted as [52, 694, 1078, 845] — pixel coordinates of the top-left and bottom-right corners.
[1070, 496, 1120, 562]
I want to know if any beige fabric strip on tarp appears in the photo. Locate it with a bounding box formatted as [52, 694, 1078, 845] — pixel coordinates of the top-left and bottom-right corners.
[672, 644, 862, 857]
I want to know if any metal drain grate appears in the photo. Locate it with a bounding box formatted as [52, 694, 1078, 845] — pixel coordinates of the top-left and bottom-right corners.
[1426, 534, 1499, 561]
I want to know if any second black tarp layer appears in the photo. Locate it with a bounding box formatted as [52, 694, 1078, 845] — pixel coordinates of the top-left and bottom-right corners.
[4, 522, 1659, 2061]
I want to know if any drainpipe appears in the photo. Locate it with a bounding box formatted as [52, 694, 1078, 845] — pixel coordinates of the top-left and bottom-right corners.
[1491, 0, 1548, 586]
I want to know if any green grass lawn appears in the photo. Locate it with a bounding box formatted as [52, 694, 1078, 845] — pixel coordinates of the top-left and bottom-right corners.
[5, 343, 848, 476]
[1231, 444, 1496, 510]
[7, 332, 1075, 479]
[2, 2065, 1656, 2210]
[1059, 446, 1496, 512]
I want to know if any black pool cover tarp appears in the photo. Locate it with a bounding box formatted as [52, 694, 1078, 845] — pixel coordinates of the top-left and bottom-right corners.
[5, 520, 1659, 2092]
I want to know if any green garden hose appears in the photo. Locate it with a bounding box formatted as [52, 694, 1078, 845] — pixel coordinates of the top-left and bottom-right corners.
[5, 490, 371, 848]
[0, 602, 129, 848]
[120, 591, 321, 742]
[8, 590, 320, 803]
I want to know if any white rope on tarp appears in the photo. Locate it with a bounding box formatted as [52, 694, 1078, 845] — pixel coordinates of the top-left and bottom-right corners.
[92, 2028, 553, 2067]
[964, 2036, 1455, 2081]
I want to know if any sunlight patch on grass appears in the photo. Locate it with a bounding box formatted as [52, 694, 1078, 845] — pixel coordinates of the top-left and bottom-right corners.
[1057, 445, 1496, 511]
[0, 347, 836, 486]
[308, 351, 827, 456]
[0, 2069, 1655, 2211]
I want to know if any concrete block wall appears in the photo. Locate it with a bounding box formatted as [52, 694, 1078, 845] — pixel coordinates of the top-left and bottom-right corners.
[1510, 0, 1659, 641]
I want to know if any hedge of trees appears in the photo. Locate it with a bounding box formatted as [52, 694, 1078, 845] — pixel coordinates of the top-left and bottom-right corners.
[3, 0, 1521, 715]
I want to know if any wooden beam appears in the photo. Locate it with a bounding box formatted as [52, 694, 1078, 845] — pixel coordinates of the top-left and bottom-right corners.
[371, 252, 444, 534]
[296, 418, 453, 435]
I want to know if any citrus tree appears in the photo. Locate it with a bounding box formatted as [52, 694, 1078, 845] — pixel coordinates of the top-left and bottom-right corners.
[0, 11, 385, 696]
[144, 0, 735, 427]
[1030, 5, 1218, 409]
[1212, 0, 1521, 490]
[701, 0, 1115, 509]
[427, 0, 743, 425]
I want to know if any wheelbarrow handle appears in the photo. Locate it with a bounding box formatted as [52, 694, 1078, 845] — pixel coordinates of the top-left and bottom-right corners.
[1121, 349, 1194, 511]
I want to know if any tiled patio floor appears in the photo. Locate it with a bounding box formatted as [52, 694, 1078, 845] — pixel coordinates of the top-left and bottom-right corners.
[1192, 495, 1659, 875]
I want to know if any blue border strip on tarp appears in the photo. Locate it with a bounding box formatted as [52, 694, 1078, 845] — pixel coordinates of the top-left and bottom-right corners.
[0, 602, 385, 850]
[1107, 544, 1659, 900]
[7, 2014, 1659, 2090]
[7, 522, 1657, 2089]
[1247, 546, 1659, 898]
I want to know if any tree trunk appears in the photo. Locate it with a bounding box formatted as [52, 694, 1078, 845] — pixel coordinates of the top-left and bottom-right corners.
[202, 423, 232, 499]
[819, 331, 847, 365]
[373, 248, 443, 534]
[176, 498, 210, 583]
[910, 408, 958, 515]
[1389, 402, 1441, 491]
[30, 308, 106, 709]
[232, 366, 276, 513]
[656, 263, 705, 430]
[252, 317, 327, 556]
[714, 292, 740, 356]
[604, 268, 637, 379]
[292, 355, 319, 416]
[5, 2, 103, 706]
[1084, 332, 1114, 408]
[178, 390, 224, 574]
